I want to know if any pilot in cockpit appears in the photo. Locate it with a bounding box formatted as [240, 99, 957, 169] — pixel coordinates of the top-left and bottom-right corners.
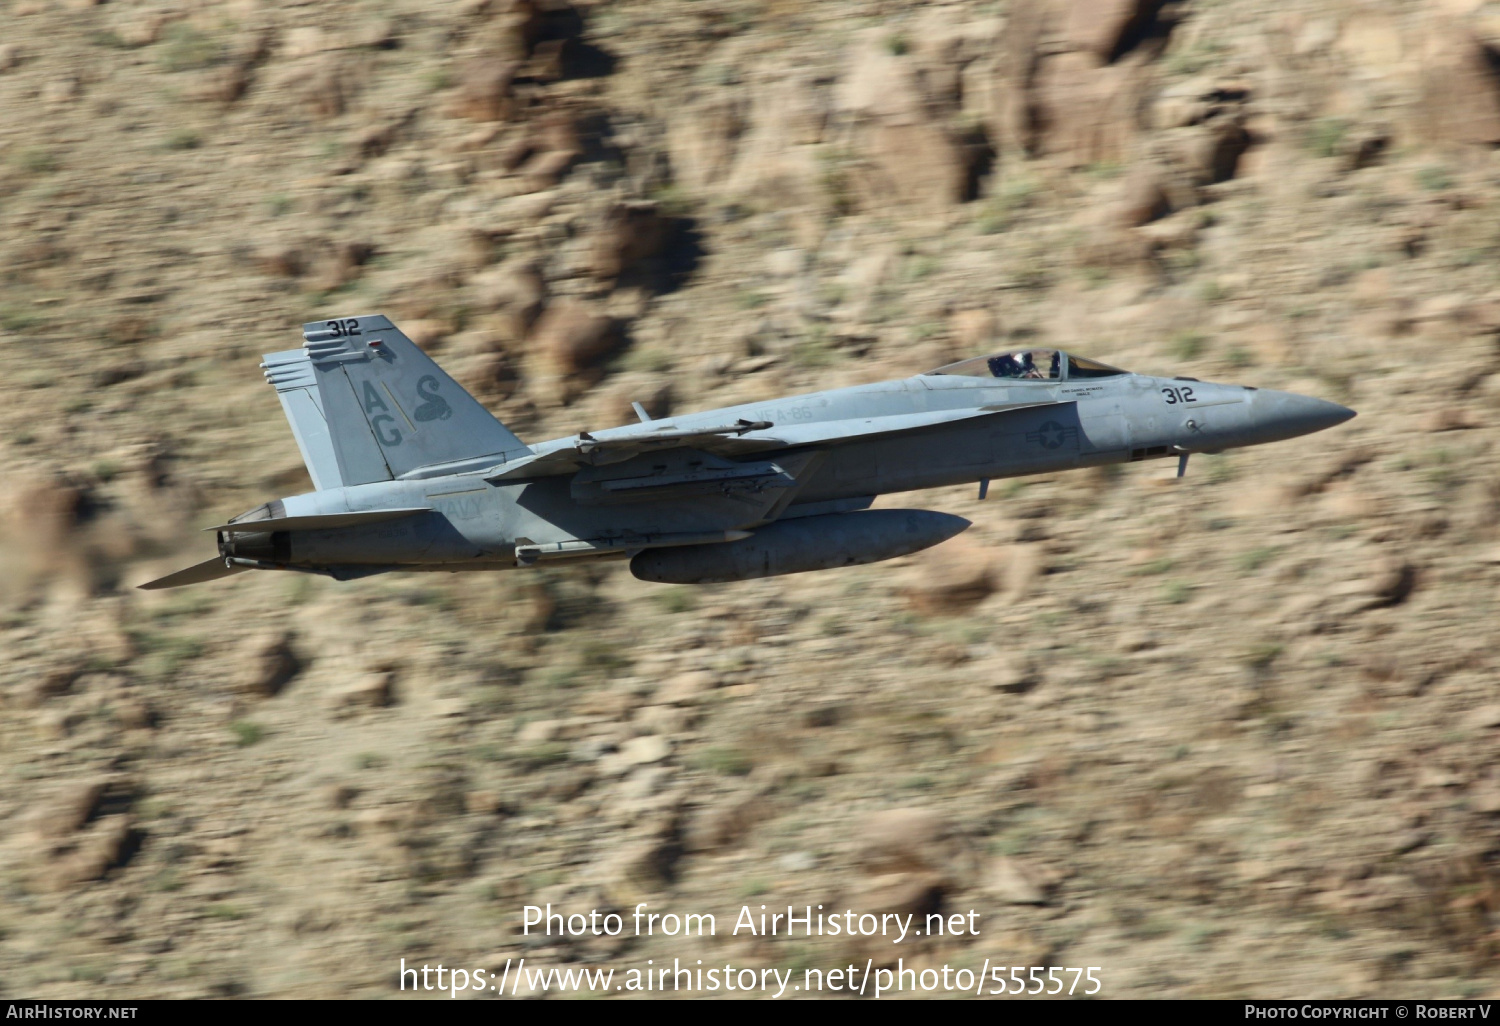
[987, 353, 1021, 377]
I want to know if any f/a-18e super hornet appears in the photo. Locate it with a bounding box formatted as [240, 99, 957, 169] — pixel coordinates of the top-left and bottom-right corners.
[140, 315, 1355, 590]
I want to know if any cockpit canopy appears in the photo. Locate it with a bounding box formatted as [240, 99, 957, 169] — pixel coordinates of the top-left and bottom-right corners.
[927, 349, 1126, 381]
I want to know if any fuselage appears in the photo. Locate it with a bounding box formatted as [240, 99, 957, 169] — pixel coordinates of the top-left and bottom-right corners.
[223, 369, 1353, 577]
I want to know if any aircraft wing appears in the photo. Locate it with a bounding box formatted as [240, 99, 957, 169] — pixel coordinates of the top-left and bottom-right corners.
[482, 402, 1066, 482]
[740, 400, 1065, 449]
[483, 420, 776, 482]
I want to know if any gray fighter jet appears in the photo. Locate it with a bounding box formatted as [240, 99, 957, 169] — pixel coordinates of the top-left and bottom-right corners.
[140, 315, 1354, 589]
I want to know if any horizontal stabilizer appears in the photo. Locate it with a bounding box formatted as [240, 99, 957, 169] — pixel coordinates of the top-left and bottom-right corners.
[137, 558, 248, 591]
[205, 507, 431, 533]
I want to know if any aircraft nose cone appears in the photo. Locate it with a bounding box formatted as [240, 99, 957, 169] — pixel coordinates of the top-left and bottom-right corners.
[1254, 390, 1356, 441]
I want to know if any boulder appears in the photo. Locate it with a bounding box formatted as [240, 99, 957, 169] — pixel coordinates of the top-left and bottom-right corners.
[42, 815, 133, 891]
[1062, 0, 1164, 65]
[592, 817, 682, 904]
[905, 538, 999, 615]
[986, 856, 1053, 904]
[328, 666, 396, 714]
[839, 33, 984, 213]
[451, 59, 520, 123]
[288, 55, 349, 119]
[666, 92, 748, 196]
[1033, 50, 1150, 168]
[856, 807, 951, 873]
[237, 630, 301, 698]
[1417, 24, 1500, 146]
[519, 148, 576, 191]
[1183, 120, 1252, 184]
[990, 652, 1040, 694]
[850, 871, 947, 919]
[475, 348, 522, 400]
[993, 0, 1051, 156]
[532, 301, 624, 377]
[12, 474, 92, 547]
[590, 202, 670, 281]
[474, 257, 547, 338]
[1115, 167, 1172, 226]
[255, 244, 306, 279]
[683, 795, 766, 852]
[30, 778, 106, 839]
[619, 734, 671, 767]
[994, 0, 1160, 166]
[1463, 704, 1500, 732]
[485, 0, 543, 60]
[657, 669, 717, 706]
[115, 698, 157, 730]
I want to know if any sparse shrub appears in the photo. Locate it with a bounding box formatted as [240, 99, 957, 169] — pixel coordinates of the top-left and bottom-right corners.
[1169, 330, 1208, 360]
[884, 34, 909, 56]
[164, 129, 201, 151]
[907, 254, 939, 280]
[1243, 643, 1283, 670]
[157, 23, 221, 73]
[230, 721, 264, 747]
[700, 746, 753, 777]
[578, 639, 631, 676]
[1417, 165, 1455, 193]
[13, 148, 58, 174]
[515, 742, 570, 771]
[1134, 556, 1175, 576]
[977, 173, 1038, 234]
[89, 30, 135, 50]
[0, 304, 43, 332]
[621, 347, 671, 373]
[134, 631, 204, 678]
[791, 330, 836, 369]
[1164, 42, 1222, 76]
[817, 148, 855, 217]
[649, 182, 692, 219]
[204, 903, 247, 921]
[1163, 580, 1193, 604]
[655, 588, 697, 614]
[1308, 118, 1348, 159]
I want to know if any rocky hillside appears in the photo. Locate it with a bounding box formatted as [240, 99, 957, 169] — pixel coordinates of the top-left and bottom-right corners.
[4, 0, 1500, 999]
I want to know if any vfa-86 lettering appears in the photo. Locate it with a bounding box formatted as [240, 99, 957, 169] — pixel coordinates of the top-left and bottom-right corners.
[140, 316, 1354, 590]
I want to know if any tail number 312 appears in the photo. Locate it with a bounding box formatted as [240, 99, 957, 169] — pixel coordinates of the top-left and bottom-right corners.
[1162, 386, 1196, 405]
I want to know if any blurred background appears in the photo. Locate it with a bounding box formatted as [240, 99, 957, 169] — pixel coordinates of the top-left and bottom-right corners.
[2, 0, 1499, 999]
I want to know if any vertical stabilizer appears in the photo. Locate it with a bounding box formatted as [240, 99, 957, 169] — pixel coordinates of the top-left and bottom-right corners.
[261, 349, 343, 490]
[264, 315, 531, 487]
